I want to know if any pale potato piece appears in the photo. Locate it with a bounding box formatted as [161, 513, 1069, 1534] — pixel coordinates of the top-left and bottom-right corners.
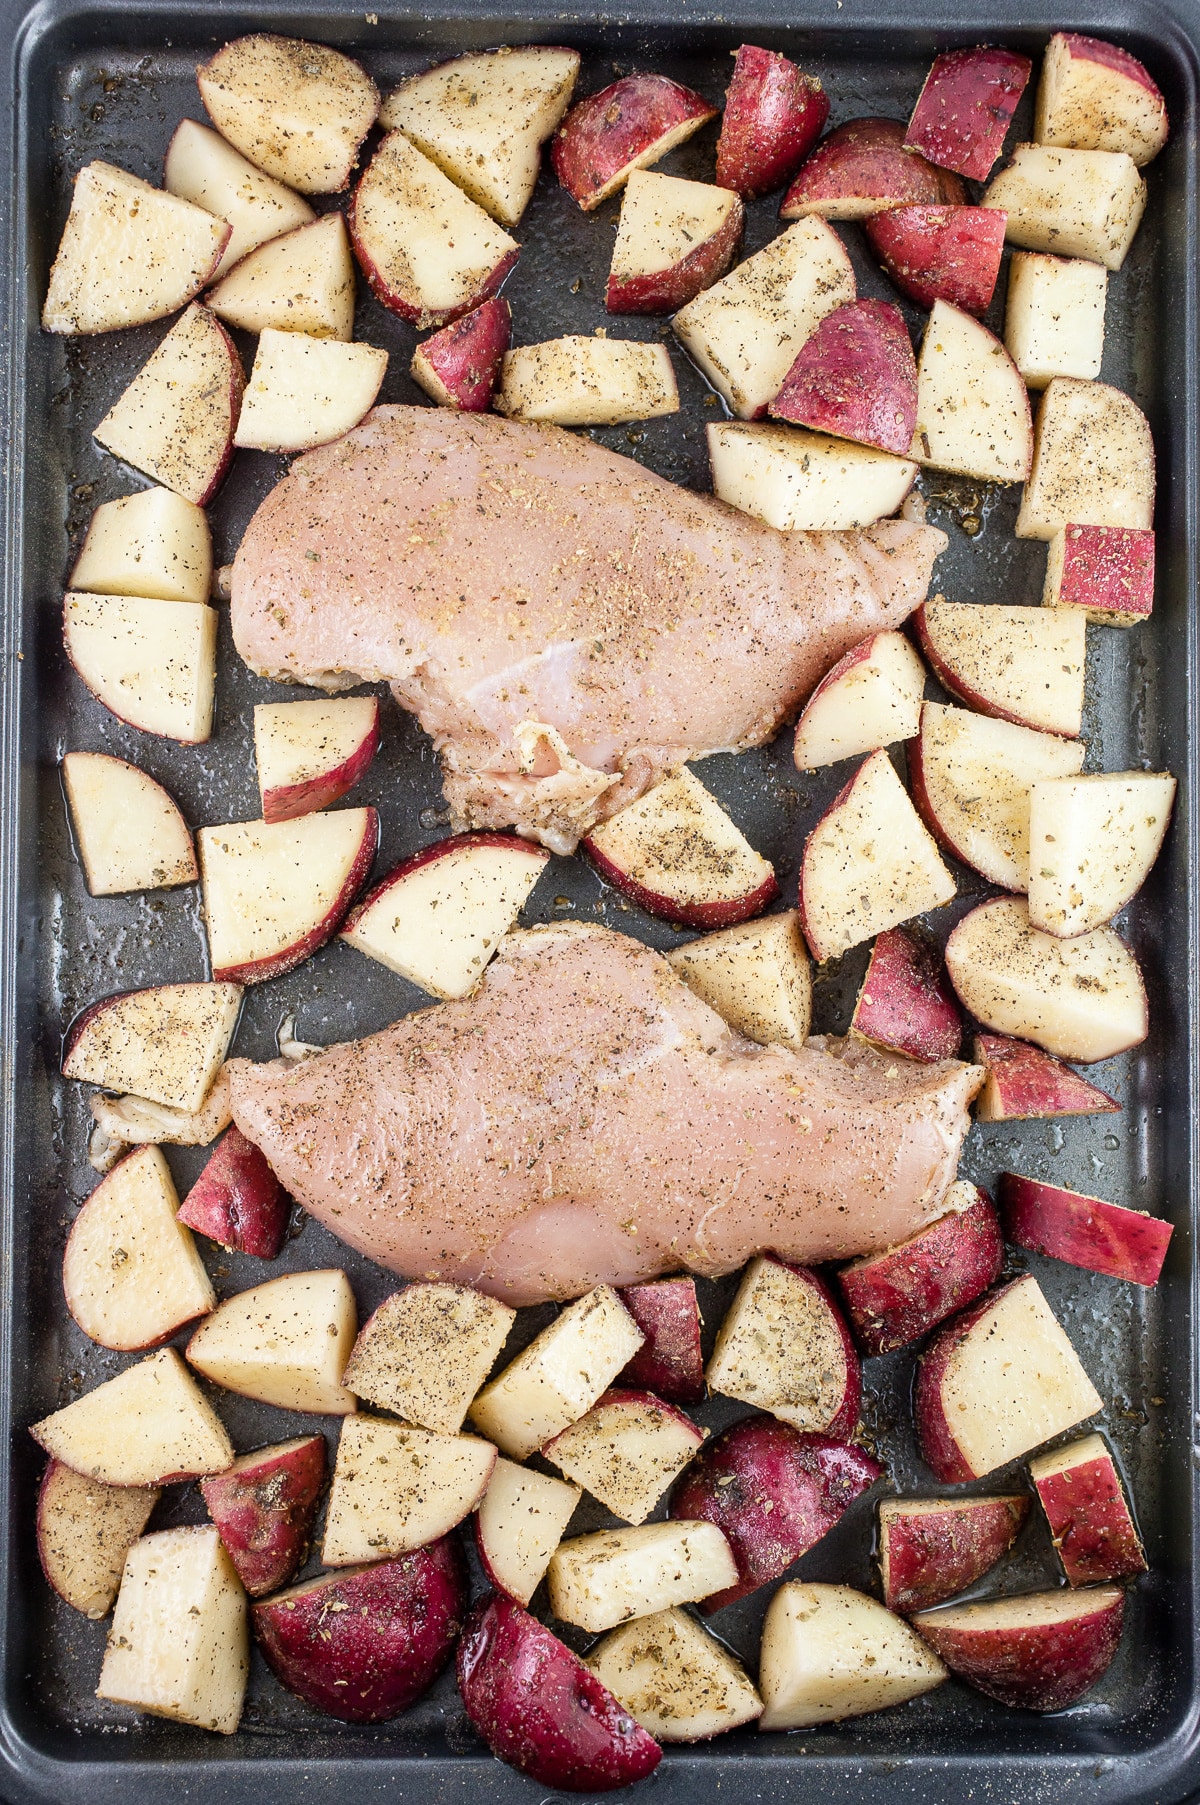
[233, 329, 388, 453]
[982, 142, 1146, 269]
[164, 118, 314, 276]
[912, 300, 1033, 484]
[62, 981, 241, 1113]
[342, 1282, 516, 1434]
[610, 168, 741, 284]
[707, 422, 917, 530]
[475, 1459, 582, 1605]
[495, 337, 679, 426]
[70, 487, 212, 606]
[547, 1521, 738, 1632]
[1035, 32, 1168, 166]
[792, 630, 927, 770]
[586, 1608, 763, 1741]
[1004, 253, 1107, 389]
[322, 1415, 496, 1564]
[187, 1270, 358, 1413]
[1028, 770, 1176, 936]
[198, 34, 379, 194]
[206, 213, 355, 341]
[1016, 376, 1155, 541]
[705, 1254, 853, 1432]
[37, 1461, 160, 1620]
[63, 594, 217, 744]
[917, 599, 1087, 738]
[667, 911, 812, 1051]
[543, 1392, 704, 1525]
[62, 752, 197, 896]
[30, 1349, 234, 1487]
[759, 1583, 946, 1729]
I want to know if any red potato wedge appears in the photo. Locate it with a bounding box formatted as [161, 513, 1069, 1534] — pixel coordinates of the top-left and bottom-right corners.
[1036, 33, 1168, 167]
[542, 1388, 706, 1526]
[457, 1593, 662, 1791]
[164, 117, 314, 278]
[606, 170, 743, 315]
[670, 1416, 882, 1613]
[851, 925, 962, 1064]
[780, 117, 965, 222]
[176, 1125, 288, 1259]
[546, 1520, 738, 1632]
[233, 329, 388, 454]
[552, 74, 717, 211]
[1004, 252, 1107, 389]
[197, 807, 378, 986]
[1028, 771, 1176, 937]
[617, 1278, 704, 1404]
[476, 1459, 581, 1606]
[198, 34, 379, 194]
[205, 212, 355, 341]
[42, 161, 230, 334]
[708, 422, 917, 531]
[62, 752, 196, 897]
[63, 592, 218, 745]
[70, 486, 212, 607]
[911, 1585, 1124, 1711]
[792, 630, 925, 772]
[913, 599, 1086, 739]
[187, 1270, 358, 1415]
[768, 298, 917, 457]
[914, 1275, 1103, 1483]
[716, 44, 829, 199]
[1017, 377, 1155, 542]
[760, 1582, 947, 1727]
[254, 1539, 467, 1723]
[31, 1347, 233, 1487]
[836, 1181, 1004, 1358]
[878, 1493, 1029, 1614]
[944, 895, 1148, 1064]
[973, 1034, 1119, 1121]
[495, 337, 680, 426]
[37, 1460, 159, 1619]
[911, 300, 1033, 485]
[666, 911, 812, 1054]
[706, 1255, 861, 1438]
[586, 1608, 763, 1742]
[1043, 523, 1154, 625]
[201, 1435, 327, 1596]
[341, 1282, 516, 1435]
[254, 697, 381, 824]
[1029, 1433, 1146, 1585]
[982, 143, 1146, 270]
[1000, 1172, 1172, 1287]
[411, 297, 511, 411]
[865, 205, 1007, 317]
[322, 1415, 496, 1566]
[63, 980, 241, 1115]
[904, 48, 1032, 182]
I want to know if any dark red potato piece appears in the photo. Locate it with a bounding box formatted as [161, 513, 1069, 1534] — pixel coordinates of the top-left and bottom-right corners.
[1043, 523, 1155, 625]
[1000, 1172, 1172, 1287]
[715, 44, 829, 198]
[768, 298, 918, 456]
[552, 75, 718, 211]
[457, 1593, 662, 1791]
[972, 1034, 1119, 1121]
[780, 117, 965, 221]
[177, 1124, 288, 1259]
[200, 1435, 326, 1596]
[851, 926, 963, 1064]
[878, 1493, 1029, 1614]
[617, 1277, 704, 1403]
[836, 1184, 1004, 1357]
[410, 298, 512, 412]
[865, 205, 1007, 317]
[904, 47, 1033, 182]
[911, 1586, 1125, 1711]
[1029, 1435, 1146, 1586]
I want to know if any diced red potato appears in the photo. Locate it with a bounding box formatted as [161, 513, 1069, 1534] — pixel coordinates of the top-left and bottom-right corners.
[322, 1415, 496, 1565]
[1028, 771, 1175, 936]
[669, 1416, 882, 1612]
[62, 752, 197, 897]
[551, 74, 717, 210]
[836, 1181, 1004, 1358]
[31, 1347, 234, 1487]
[1036, 32, 1169, 166]
[341, 1282, 515, 1434]
[617, 1277, 705, 1404]
[851, 925, 962, 1064]
[186, 1270, 358, 1414]
[164, 117, 315, 277]
[176, 1126, 288, 1258]
[205, 212, 355, 341]
[715, 44, 829, 198]
[707, 422, 917, 531]
[1016, 377, 1155, 542]
[197, 34, 379, 194]
[913, 599, 1086, 739]
[543, 1389, 705, 1526]
[944, 895, 1149, 1064]
[411, 298, 511, 411]
[865, 205, 1007, 317]
[911, 1585, 1125, 1711]
[904, 47, 1032, 181]
[982, 143, 1147, 270]
[89, 1067, 233, 1167]
[780, 117, 965, 221]
[254, 697, 380, 824]
[1043, 523, 1154, 625]
[475, 1459, 581, 1605]
[457, 1594, 663, 1791]
[666, 912, 812, 1054]
[798, 750, 956, 964]
[914, 1275, 1103, 1483]
[1028, 1433, 1147, 1585]
[911, 300, 1033, 486]
[792, 630, 925, 772]
[705, 1255, 861, 1438]
[759, 1582, 947, 1728]
[36, 1460, 160, 1619]
[254, 1538, 467, 1722]
[200, 1436, 327, 1596]
[606, 170, 743, 315]
[768, 298, 918, 457]
[495, 337, 680, 427]
[972, 1034, 1119, 1122]
[234, 329, 388, 454]
[63, 981, 241, 1115]
[63, 592, 218, 745]
[546, 1520, 738, 1632]
[1000, 1172, 1172, 1287]
[585, 1608, 763, 1741]
[70, 486, 212, 607]
[878, 1493, 1029, 1614]
[1004, 252, 1108, 388]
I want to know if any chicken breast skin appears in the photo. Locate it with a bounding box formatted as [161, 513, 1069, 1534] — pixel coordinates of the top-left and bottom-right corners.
[228, 923, 981, 1306]
[231, 408, 946, 850]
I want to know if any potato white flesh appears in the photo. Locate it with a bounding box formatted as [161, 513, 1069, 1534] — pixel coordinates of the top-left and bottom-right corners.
[164, 118, 315, 277]
[544, 1393, 705, 1525]
[912, 299, 1033, 484]
[1016, 377, 1155, 541]
[71, 487, 213, 606]
[254, 697, 379, 808]
[982, 143, 1146, 270]
[586, 1608, 763, 1742]
[90, 1067, 233, 1157]
[476, 1458, 582, 1605]
[759, 1583, 946, 1729]
[198, 34, 379, 194]
[667, 911, 812, 1051]
[793, 630, 926, 770]
[611, 168, 741, 280]
[43, 161, 229, 334]
[234, 329, 388, 453]
[341, 1283, 516, 1434]
[1028, 771, 1176, 936]
[674, 218, 856, 419]
[800, 750, 956, 963]
[547, 1521, 738, 1632]
[918, 600, 1086, 738]
[63, 981, 240, 1113]
[708, 422, 917, 531]
[380, 46, 580, 226]
[1004, 253, 1107, 390]
[945, 895, 1147, 1062]
[496, 337, 679, 426]
[468, 1286, 644, 1460]
[706, 1254, 852, 1431]
[63, 752, 197, 896]
[31, 1348, 233, 1486]
[322, 1415, 495, 1564]
[63, 1145, 215, 1351]
[37, 1461, 160, 1619]
[63, 593, 217, 744]
[585, 766, 775, 923]
[97, 1527, 248, 1734]
[187, 1269, 357, 1414]
[914, 703, 1085, 891]
[93, 304, 241, 506]
[1036, 33, 1168, 167]
[206, 212, 355, 341]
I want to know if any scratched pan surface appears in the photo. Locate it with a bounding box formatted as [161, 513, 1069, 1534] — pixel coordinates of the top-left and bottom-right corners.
[0, 0, 1197, 1800]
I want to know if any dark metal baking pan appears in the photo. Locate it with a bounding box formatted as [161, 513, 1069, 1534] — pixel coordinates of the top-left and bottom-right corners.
[0, 0, 1197, 1798]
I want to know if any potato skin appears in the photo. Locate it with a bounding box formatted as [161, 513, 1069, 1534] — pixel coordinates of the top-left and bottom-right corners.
[552, 75, 717, 211]
[904, 48, 1032, 182]
[837, 1189, 1004, 1357]
[866, 205, 1007, 316]
[851, 926, 962, 1064]
[617, 1277, 704, 1403]
[879, 1494, 1028, 1613]
[781, 118, 965, 220]
[769, 297, 918, 455]
[201, 1436, 327, 1596]
[912, 1587, 1125, 1711]
[716, 45, 829, 199]
[178, 1125, 288, 1258]
[913, 1281, 1021, 1482]
[411, 298, 512, 412]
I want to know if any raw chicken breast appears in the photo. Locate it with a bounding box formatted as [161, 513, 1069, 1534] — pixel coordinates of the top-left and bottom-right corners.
[231, 408, 945, 850]
[228, 923, 981, 1306]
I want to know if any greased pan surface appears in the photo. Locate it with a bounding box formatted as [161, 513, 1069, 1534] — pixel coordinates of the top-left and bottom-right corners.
[0, 1, 1197, 1799]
